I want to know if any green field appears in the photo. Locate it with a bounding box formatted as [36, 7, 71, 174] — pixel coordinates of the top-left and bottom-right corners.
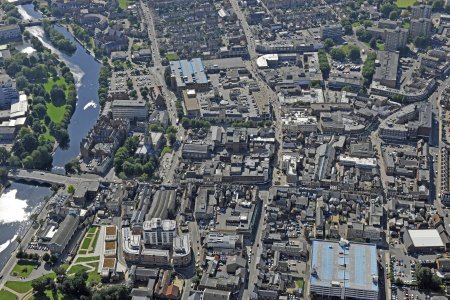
[5, 273, 55, 294]
[80, 237, 92, 250]
[376, 41, 385, 51]
[165, 52, 179, 61]
[88, 227, 97, 234]
[44, 77, 68, 124]
[295, 279, 304, 289]
[87, 270, 101, 284]
[10, 261, 38, 278]
[67, 265, 89, 275]
[396, 0, 415, 8]
[43, 77, 67, 94]
[118, 0, 128, 9]
[89, 229, 100, 254]
[74, 256, 99, 263]
[46, 103, 67, 123]
[0, 289, 18, 300]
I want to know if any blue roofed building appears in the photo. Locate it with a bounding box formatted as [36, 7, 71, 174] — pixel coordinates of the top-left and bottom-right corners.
[309, 239, 379, 300]
[169, 58, 210, 91]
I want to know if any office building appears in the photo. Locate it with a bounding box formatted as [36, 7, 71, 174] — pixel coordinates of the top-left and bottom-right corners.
[112, 99, 148, 120]
[0, 73, 18, 109]
[320, 24, 343, 41]
[310, 240, 379, 300]
[143, 218, 176, 246]
[169, 58, 209, 91]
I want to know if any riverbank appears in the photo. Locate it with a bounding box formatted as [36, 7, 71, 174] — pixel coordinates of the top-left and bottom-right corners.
[18, 4, 102, 170]
[61, 24, 101, 63]
[0, 183, 54, 278]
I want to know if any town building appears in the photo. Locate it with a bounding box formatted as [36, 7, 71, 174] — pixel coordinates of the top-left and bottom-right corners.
[112, 100, 148, 121]
[410, 18, 432, 39]
[309, 240, 379, 300]
[143, 218, 176, 247]
[320, 24, 343, 41]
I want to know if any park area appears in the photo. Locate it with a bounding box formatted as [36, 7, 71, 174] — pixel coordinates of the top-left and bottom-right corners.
[78, 226, 100, 255]
[10, 260, 39, 279]
[43, 77, 69, 124]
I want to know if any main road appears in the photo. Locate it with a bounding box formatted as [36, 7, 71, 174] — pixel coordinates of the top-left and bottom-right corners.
[242, 190, 269, 299]
[140, 0, 162, 68]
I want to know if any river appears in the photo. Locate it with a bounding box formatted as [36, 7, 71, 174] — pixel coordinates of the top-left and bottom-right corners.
[18, 4, 101, 173]
[0, 3, 101, 272]
[0, 183, 53, 270]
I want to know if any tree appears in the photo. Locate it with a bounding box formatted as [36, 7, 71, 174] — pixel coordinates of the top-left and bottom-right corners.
[168, 132, 176, 146]
[389, 10, 398, 20]
[356, 28, 372, 43]
[432, 0, 444, 11]
[416, 265, 442, 291]
[0, 147, 9, 166]
[33, 103, 47, 118]
[92, 286, 131, 300]
[67, 185, 75, 195]
[369, 38, 377, 49]
[414, 36, 430, 48]
[323, 38, 335, 52]
[50, 254, 58, 264]
[347, 46, 361, 61]
[50, 85, 66, 106]
[330, 48, 346, 61]
[42, 252, 50, 262]
[380, 2, 397, 18]
[362, 52, 377, 83]
[318, 50, 330, 78]
[31, 276, 50, 295]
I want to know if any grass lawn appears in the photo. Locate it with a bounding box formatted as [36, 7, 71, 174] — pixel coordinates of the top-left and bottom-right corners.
[86, 261, 99, 269]
[5, 273, 55, 294]
[43, 77, 67, 94]
[10, 261, 38, 278]
[67, 265, 89, 275]
[44, 77, 69, 124]
[80, 237, 92, 250]
[118, 0, 128, 9]
[402, 20, 411, 29]
[295, 279, 304, 289]
[161, 146, 173, 157]
[352, 21, 361, 28]
[376, 41, 385, 51]
[396, 0, 415, 7]
[30, 289, 72, 300]
[165, 52, 179, 61]
[88, 227, 97, 234]
[88, 227, 100, 254]
[0, 289, 18, 300]
[78, 250, 87, 255]
[75, 256, 99, 263]
[46, 102, 67, 123]
[87, 270, 101, 284]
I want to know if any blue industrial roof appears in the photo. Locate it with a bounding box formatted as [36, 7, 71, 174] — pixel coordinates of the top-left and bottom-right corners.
[310, 240, 379, 292]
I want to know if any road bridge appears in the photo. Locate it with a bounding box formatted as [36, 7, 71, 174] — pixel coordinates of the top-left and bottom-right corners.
[8, 169, 100, 187]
